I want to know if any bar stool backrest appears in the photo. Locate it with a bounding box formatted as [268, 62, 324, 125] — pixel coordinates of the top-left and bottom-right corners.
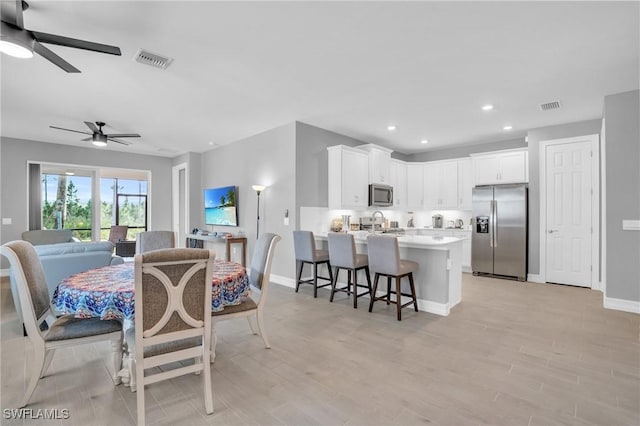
[366, 235, 400, 276]
[328, 232, 357, 269]
[293, 230, 316, 262]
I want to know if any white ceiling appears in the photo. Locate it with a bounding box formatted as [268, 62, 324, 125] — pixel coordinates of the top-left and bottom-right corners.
[1, 1, 638, 157]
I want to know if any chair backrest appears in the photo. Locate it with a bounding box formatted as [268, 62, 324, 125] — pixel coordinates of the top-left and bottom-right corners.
[366, 235, 401, 276]
[108, 226, 128, 243]
[328, 232, 357, 269]
[1, 241, 55, 341]
[293, 230, 316, 262]
[136, 231, 176, 254]
[134, 248, 215, 356]
[248, 233, 281, 305]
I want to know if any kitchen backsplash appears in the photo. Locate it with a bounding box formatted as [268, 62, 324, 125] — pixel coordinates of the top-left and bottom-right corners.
[300, 206, 473, 232]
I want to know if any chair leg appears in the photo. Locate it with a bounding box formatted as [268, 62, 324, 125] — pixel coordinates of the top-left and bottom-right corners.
[369, 273, 380, 312]
[396, 277, 403, 321]
[246, 316, 258, 335]
[347, 270, 352, 295]
[387, 276, 392, 305]
[136, 361, 146, 426]
[329, 267, 339, 302]
[326, 261, 334, 288]
[203, 355, 214, 415]
[295, 260, 303, 293]
[111, 335, 123, 385]
[210, 322, 218, 364]
[313, 263, 319, 298]
[40, 349, 55, 378]
[409, 273, 418, 312]
[353, 269, 358, 309]
[256, 310, 271, 349]
[364, 267, 372, 296]
[20, 345, 45, 408]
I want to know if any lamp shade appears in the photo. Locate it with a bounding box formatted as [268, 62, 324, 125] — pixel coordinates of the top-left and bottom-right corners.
[252, 185, 266, 193]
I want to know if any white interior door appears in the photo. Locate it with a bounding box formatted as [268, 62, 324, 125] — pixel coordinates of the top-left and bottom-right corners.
[172, 163, 188, 248]
[545, 141, 592, 287]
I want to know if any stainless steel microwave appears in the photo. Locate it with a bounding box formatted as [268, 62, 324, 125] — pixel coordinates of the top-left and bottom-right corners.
[368, 184, 393, 207]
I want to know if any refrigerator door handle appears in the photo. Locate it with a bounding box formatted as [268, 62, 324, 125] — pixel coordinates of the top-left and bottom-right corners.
[489, 200, 494, 247]
[492, 199, 497, 248]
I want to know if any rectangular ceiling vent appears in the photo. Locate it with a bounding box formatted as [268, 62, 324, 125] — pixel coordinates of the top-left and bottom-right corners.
[134, 49, 173, 70]
[539, 100, 561, 111]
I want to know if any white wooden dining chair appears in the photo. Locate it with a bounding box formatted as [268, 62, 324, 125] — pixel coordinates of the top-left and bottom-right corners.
[0, 241, 123, 408]
[127, 248, 215, 425]
[210, 233, 281, 362]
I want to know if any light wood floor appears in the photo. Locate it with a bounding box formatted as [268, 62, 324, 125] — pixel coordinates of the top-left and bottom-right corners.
[1, 274, 638, 426]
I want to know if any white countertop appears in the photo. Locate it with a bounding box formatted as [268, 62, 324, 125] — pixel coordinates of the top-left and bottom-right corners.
[315, 232, 464, 250]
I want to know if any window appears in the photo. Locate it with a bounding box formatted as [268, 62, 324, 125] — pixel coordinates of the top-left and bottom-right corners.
[100, 178, 148, 240]
[41, 173, 93, 241]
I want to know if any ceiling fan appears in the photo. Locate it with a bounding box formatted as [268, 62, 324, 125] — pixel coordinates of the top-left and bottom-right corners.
[0, 0, 121, 72]
[50, 121, 141, 147]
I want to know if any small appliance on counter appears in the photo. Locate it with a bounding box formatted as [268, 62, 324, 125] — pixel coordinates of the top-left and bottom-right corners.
[432, 214, 443, 229]
[341, 215, 351, 232]
[455, 219, 464, 229]
[359, 216, 384, 232]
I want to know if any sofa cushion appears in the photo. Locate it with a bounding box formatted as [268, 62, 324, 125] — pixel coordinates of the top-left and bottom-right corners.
[35, 241, 115, 256]
[22, 230, 73, 245]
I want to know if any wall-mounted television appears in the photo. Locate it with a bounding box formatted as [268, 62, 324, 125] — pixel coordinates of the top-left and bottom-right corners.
[204, 186, 238, 227]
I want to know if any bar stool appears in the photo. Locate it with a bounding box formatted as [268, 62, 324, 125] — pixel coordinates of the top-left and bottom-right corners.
[293, 230, 333, 298]
[366, 235, 419, 321]
[327, 232, 372, 309]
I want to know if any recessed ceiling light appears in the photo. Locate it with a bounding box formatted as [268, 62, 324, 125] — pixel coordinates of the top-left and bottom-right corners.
[208, 141, 214, 145]
[421, 139, 429, 144]
[387, 125, 396, 131]
[503, 125, 513, 131]
[482, 104, 494, 111]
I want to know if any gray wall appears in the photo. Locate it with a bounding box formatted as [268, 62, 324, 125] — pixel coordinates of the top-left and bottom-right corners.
[295, 121, 369, 209]
[526, 119, 602, 275]
[603, 90, 639, 302]
[0, 137, 174, 268]
[409, 137, 527, 162]
[200, 123, 296, 280]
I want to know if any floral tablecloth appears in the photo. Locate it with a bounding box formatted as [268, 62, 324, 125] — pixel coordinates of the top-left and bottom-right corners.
[53, 259, 250, 321]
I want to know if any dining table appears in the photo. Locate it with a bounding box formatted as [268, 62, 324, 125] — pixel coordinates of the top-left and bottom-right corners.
[52, 259, 250, 389]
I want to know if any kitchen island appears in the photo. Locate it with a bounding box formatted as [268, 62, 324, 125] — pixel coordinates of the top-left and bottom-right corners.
[315, 232, 463, 316]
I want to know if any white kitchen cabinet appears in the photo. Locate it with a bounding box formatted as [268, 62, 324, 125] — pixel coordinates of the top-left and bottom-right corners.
[389, 159, 407, 209]
[358, 144, 393, 185]
[423, 161, 458, 209]
[457, 158, 472, 209]
[327, 145, 368, 209]
[472, 149, 528, 185]
[406, 163, 424, 210]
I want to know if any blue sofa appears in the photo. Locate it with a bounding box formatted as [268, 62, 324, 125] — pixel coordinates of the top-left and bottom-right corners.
[10, 241, 124, 328]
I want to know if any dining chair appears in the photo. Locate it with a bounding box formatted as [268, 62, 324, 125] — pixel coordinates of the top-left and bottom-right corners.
[293, 230, 333, 297]
[210, 233, 281, 362]
[126, 248, 216, 425]
[108, 225, 129, 243]
[366, 235, 419, 321]
[327, 232, 372, 308]
[0, 240, 123, 408]
[135, 230, 175, 254]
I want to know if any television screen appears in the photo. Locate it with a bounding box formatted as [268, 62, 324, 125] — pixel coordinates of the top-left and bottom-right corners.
[204, 186, 238, 226]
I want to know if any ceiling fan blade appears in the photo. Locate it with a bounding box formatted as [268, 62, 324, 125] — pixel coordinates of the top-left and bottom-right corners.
[0, 0, 25, 29]
[80, 137, 92, 142]
[34, 42, 80, 73]
[49, 125, 92, 135]
[32, 31, 121, 56]
[106, 133, 141, 138]
[84, 121, 99, 132]
[108, 138, 132, 146]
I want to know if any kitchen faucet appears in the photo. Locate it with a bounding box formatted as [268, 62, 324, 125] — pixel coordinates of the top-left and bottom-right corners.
[371, 210, 385, 233]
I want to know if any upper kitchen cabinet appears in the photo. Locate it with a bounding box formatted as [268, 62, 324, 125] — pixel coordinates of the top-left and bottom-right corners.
[423, 160, 458, 209]
[358, 144, 393, 185]
[457, 158, 472, 209]
[471, 149, 528, 185]
[406, 163, 424, 210]
[328, 145, 369, 209]
[389, 159, 408, 209]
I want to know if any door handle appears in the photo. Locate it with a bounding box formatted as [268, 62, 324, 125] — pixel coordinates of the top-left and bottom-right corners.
[548, 229, 559, 233]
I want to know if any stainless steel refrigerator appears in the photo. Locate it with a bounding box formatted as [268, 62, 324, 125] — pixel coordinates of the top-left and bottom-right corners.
[472, 184, 528, 281]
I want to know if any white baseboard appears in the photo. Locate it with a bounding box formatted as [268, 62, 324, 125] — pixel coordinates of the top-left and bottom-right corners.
[527, 274, 544, 283]
[0, 268, 9, 278]
[416, 298, 451, 316]
[604, 297, 640, 314]
[462, 266, 472, 273]
[270, 274, 297, 289]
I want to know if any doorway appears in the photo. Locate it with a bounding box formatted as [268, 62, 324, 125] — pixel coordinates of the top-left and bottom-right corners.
[540, 135, 599, 288]
[172, 163, 189, 248]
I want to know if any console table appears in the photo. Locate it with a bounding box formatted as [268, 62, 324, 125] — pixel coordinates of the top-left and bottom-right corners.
[186, 234, 247, 266]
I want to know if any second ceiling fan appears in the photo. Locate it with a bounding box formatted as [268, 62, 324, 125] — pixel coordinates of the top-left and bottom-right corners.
[50, 121, 141, 146]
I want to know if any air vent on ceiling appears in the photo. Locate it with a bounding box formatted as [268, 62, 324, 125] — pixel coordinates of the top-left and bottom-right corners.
[134, 49, 173, 70]
[539, 100, 561, 111]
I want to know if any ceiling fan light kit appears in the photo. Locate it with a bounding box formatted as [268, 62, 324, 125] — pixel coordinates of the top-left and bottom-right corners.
[0, 0, 121, 72]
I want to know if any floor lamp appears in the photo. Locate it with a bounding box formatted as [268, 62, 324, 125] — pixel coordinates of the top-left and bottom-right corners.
[252, 185, 265, 239]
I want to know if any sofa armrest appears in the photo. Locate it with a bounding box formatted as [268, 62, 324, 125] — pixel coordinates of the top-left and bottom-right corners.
[110, 255, 125, 266]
